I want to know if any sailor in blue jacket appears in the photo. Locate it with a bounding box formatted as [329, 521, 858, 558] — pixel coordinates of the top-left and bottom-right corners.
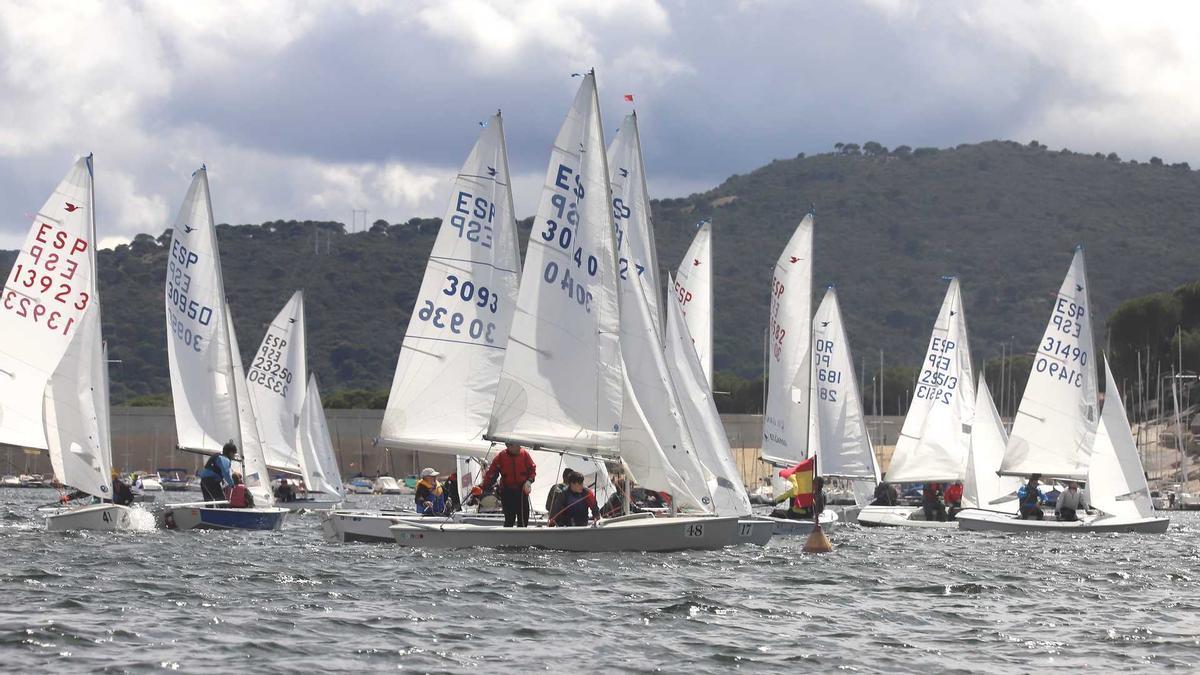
[198, 443, 238, 503]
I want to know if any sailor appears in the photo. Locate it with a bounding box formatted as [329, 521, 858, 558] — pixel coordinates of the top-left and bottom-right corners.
[129, 473, 145, 499]
[443, 473, 462, 512]
[415, 468, 449, 516]
[198, 443, 237, 503]
[548, 471, 601, 527]
[1018, 474, 1044, 520]
[227, 472, 255, 508]
[480, 442, 537, 527]
[871, 479, 898, 506]
[1055, 481, 1087, 521]
[943, 480, 964, 518]
[276, 478, 296, 503]
[772, 476, 826, 521]
[545, 468, 573, 513]
[922, 482, 947, 522]
[110, 470, 135, 506]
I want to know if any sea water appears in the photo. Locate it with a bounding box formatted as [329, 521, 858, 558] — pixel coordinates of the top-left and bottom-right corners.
[1, 487, 1197, 673]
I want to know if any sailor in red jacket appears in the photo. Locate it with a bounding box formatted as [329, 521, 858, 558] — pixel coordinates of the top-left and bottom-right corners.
[481, 442, 537, 527]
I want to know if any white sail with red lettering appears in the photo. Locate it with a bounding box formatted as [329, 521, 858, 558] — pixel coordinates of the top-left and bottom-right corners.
[673, 221, 712, 385]
[761, 215, 814, 469]
[0, 157, 96, 450]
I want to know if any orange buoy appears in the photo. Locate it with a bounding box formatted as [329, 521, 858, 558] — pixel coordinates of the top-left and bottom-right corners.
[802, 523, 833, 553]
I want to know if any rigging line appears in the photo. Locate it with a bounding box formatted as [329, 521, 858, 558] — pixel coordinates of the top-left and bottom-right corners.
[401, 335, 504, 350]
[427, 256, 519, 275]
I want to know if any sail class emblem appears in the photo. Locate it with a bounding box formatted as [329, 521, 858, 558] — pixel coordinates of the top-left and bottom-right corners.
[821, 321, 829, 327]
[183, 224, 195, 233]
[487, 166, 496, 176]
[288, 318, 296, 324]
[789, 256, 800, 264]
[1076, 284, 1083, 292]
[64, 202, 80, 212]
[618, 168, 629, 178]
[693, 259, 701, 266]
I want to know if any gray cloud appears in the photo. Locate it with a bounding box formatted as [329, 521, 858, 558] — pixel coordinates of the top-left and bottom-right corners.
[0, 0, 1197, 248]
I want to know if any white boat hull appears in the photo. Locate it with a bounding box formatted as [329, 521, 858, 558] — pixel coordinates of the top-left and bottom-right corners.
[767, 509, 839, 536]
[389, 514, 739, 551]
[323, 510, 547, 543]
[829, 504, 863, 523]
[45, 504, 134, 531]
[733, 517, 774, 546]
[955, 508, 1170, 534]
[279, 498, 342, 513]
[156, 503, 287, 531]
[857, 505, 958, 529]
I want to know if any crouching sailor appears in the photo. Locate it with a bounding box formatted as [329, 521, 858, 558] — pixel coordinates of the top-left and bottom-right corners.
[199, 443, 237, 503]
[548, 470, 601, 527]
[226, 472, 255, 508]
[415, 468, 449, 516]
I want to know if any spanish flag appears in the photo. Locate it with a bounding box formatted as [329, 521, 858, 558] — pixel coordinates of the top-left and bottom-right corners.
[779, 458, 815, 507]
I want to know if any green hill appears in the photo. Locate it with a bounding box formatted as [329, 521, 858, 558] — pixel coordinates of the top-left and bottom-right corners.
[2, 140, 1197, 408]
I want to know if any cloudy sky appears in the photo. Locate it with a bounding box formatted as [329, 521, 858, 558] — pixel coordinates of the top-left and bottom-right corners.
[1, 0, 1197, 248]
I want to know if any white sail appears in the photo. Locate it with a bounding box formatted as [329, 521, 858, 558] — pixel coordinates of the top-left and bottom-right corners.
[247, 291, 307, 474]
[607, 112, 662, 333]
[526, 448, 614, 515]
[165, 168, 241, 452]
[809, 287, 878, 481]
[963, 377, 1020, 508]
[761, 215, 814, 468]
[381, 113, 521, 458]
[886, 278, 976, 483]
[0, 157, 95, 450]
[226, 309, 274, 506]
[1088, 358, 1154, 519]
[673, 221, 713, 385]
[297, 375, 344, 498]
[1000, 247, 1098, 479]
[488, 72, 623, 454]
[43, 305, 112, 499]
[666, 284, 752, 516]
[609, 113, 712, 512]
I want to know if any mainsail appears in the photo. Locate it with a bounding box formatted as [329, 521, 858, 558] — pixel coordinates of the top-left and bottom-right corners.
[673, 220, 713, 385]
[962, 378, 1019, 509]
[1088, 358, 1155, 520]
[1000, 247, 1098, 480]
[165, 168, 241, 453]
[488, 72, 623, 454]
[297, 375, 345, 499]
[666, 284, 753, 516]
[247, 291, 307, 474]
[886, 278, 975, 483]
[0, 157, 96, 450]
[809, 287, 878, 482]
[381, 112, 521, 458]
[761, 215, 814, 468]
[608, 112, 662, 333]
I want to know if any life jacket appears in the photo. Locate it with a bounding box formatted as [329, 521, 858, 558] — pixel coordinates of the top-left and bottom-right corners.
[228, 484, 251, 508]
[416, 478, 446, 515]
[944, 483, 964, 504]
[202, 454, 227, 481]
[558, 489, 595, 527]
[111, 479, 134, 506]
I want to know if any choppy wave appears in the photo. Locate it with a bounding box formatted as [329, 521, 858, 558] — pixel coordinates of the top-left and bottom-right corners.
[0, 487, 1197, 673]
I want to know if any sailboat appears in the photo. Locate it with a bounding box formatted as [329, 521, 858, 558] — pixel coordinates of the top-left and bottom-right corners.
[785, 286, 878, 531]
[957, 247, 1168, 533]
[296, 374, 346, 509]
[12, 157, 129, 531]
[388, 73, 736, 551]
[758, 216, 848, 532]
[952, 377, 1022, 521]
[859, 278, 974, 528]
[246, 291, 341, 511]
[608, 112, 768, 545]
[673, 219, 712, 386]
[156, 167, 286, 530]
[324, 111, 612, 543]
